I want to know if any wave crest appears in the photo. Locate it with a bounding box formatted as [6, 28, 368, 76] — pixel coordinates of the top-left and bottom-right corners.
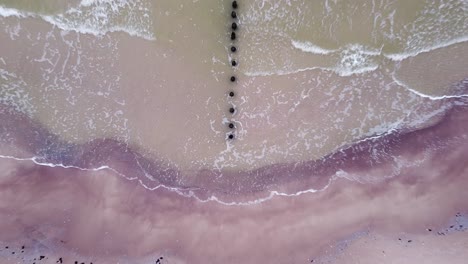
[0, 0, 155, 40]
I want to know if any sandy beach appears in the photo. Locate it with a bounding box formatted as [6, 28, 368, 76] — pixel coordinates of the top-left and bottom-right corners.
[0, 106, 467, 263]
[1, 0, 467, 263]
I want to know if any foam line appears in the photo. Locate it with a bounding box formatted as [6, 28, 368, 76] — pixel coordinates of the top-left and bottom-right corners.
[392, 75, 468, 100]
[291, 40, 337, 55]
[0, 3, 155, 40]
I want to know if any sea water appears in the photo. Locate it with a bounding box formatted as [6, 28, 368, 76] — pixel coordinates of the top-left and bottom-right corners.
[0, 0, 467, 199]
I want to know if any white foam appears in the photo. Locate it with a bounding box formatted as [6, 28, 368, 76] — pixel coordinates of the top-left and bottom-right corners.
[79, 0, 131, 8]
[0, 67, 36, 117]
[251, 34, 468, 78]
[335, 64, 379, 77]
[291, 40, 337, 55]
[246, 45, 381, 77]
[245, 67, 319, 77]
[0, 153, 336, 206]
[392, 74, 468, 100]
[0, 6, 30, 18]
[80, 0, 101, 7]
[384, 35, 468, 61]
[0, 1, 155, 40]
[245, 64, 378, 78]
[0, 154, 112, 172]
[41, 15, 155, 40]
[335, 44, 381, 76]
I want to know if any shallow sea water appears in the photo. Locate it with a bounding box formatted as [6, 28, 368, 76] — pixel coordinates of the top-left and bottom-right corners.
[0, 0, 468, 263]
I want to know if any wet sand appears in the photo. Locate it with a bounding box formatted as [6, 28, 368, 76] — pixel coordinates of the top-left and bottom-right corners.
[2, 15, 467, 174]
[1, 17, 467, 197]
[7, 111, 468, 262]
[0, 84, 468, 262]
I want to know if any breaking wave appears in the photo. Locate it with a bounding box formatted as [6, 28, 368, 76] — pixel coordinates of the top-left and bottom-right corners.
[0, 0, 155, 40]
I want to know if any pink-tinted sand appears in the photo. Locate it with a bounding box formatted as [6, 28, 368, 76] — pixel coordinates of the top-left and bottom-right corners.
[0, 81, 467, 263]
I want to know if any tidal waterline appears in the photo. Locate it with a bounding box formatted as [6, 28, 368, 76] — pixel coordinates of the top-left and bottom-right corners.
[1, 0, 467, 196]
[1, 0, 466, 174]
